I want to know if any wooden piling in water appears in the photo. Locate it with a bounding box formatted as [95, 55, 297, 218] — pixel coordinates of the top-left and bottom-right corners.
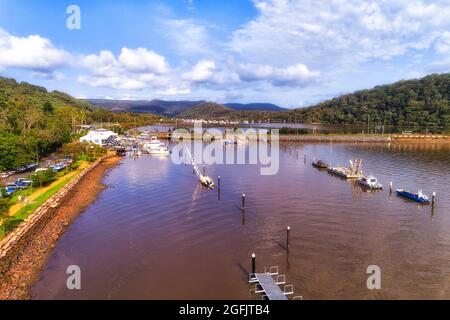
[432, 192, 436, 206]
[286, 226, 290, 251]
[242, 193, 246, 208]
[251, 253, 256, 274]
[389, 181, 393, 194]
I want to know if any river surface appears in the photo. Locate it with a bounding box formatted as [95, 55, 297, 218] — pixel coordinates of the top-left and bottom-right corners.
[31, 142, 450, 299]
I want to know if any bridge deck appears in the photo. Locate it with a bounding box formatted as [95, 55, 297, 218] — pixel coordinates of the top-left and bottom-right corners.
[254, 273, 287, 300]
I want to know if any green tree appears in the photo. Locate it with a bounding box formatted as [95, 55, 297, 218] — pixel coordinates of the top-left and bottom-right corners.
[42, 101, 54, 114]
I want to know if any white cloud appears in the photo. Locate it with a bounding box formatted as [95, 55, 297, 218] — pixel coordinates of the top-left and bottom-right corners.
[156, 86, 191, 96]
[435, 32, 450, 54]
[78, 48, 170, 90]
[182, 60, 216, 82]
[162, 19, 211, 56]
[0, 28, 70, 73]
[31, 70, 66, 81]
[238, 63, 319, 86]
[118, 48, 169, 74]
[230, 0, 450, 68]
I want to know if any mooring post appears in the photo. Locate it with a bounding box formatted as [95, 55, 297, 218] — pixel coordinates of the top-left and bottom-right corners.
[251, 253, 256, 274]
[389, 181, 393, 194]
[286, 226, 290, 250]
[432, 192, 436, 206]
[218, 176, 221, 190]
[242, 193, 246, 208]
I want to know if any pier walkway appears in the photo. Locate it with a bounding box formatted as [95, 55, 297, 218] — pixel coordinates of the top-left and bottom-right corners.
[249, 266, 293, 300]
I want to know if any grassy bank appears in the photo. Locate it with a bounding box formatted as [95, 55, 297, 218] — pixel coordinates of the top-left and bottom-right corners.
[0, 161, 89, 239]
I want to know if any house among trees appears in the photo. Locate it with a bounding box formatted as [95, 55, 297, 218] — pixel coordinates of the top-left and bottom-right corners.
[79, 129, 118, 146]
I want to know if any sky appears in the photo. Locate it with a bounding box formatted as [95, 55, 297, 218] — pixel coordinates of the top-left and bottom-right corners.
[0, 0, 450, 108]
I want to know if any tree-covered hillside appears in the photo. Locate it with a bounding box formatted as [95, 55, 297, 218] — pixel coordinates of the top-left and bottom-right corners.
[0, 77, 160, 171]
[0, 77, 95, 171]
[280, 73, 450, 131]
[178, 102, 234, 118]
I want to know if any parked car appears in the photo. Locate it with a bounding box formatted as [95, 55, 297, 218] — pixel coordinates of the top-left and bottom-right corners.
[51, 162, 67, 172]
[26, 163, 38, 171]
[35, 167, 49, 173]
[16, 178, 32, 188]
[4, 184, 23, 196]
[15, 166, 28, 173]
[0, 172, 9, 179]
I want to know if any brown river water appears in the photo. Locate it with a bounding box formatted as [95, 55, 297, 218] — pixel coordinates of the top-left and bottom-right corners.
[30, 142, 450, 299]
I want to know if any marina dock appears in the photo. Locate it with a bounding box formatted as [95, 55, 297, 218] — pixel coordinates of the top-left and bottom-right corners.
[249, 266, 293, 300]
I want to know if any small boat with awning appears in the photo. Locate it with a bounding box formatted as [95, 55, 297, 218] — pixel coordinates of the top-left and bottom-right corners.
[358, 175, 383, 190]
[396, 189, 430, 204]
[312, 160, 329, 169]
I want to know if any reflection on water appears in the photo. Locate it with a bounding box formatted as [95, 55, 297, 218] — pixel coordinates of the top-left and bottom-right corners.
[31, 142, 450, 299]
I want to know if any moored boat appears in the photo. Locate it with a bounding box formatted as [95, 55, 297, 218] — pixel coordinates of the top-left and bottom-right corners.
[224, 138, 236, 145]
[358, 175, 383, 190]
[312, 159, 329, 169]
[396, 189, 430, 203]
[199, 174, 215, 189]
[327, 159, 363, 179]
[147, 146, 170, 155]
[143, 136, 169, 155]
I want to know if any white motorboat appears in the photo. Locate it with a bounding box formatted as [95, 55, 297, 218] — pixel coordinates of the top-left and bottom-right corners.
[143, 136, 164, 150]
[143, 136, 169, 155]
[358, 175, 383, 190]
[147, 146, 170, 155]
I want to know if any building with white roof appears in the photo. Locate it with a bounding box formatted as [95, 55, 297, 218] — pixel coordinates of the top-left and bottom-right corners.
[79, 129, 118, 146]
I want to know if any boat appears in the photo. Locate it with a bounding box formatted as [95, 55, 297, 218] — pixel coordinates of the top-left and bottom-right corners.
[143, 136, 164, 150]
[143, 136, 169, 155]
[328, 159, 363, 179]
[199, 174, 215, 189]
[396, 189, 430, 203]
[327, 159, 363, 179]
[147, 146, 170, 155]
[224, 138, 236, 145]
[358, 175, 383, 190]
[312, 159, 329, 169]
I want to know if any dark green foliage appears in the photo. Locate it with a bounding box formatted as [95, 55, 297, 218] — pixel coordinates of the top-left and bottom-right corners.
[174, 73, 449, 133]
[31, 169, 56, 188]
[278, 73, 450, 132]
[0, 77, 93, 170]
[42, 101, 54, 114]
[0, 132, 36, 171]
[0, 77, 160, 171]
[61, 141, 106, 162]
[179, 102, 234, 118]
[278, 127, 309, 135]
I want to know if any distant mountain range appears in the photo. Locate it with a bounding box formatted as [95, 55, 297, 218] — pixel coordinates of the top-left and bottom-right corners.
[85, 99, 287, 115]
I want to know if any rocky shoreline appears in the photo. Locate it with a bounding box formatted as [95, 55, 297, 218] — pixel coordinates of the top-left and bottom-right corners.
[0, 155, 122, 300]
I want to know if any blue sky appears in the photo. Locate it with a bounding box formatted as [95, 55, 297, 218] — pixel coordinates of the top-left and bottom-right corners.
[0, 0, 450, 108]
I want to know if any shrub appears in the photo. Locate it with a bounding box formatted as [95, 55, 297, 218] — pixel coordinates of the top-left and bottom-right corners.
[61, 141, 106, 162]
[31, 169, 56, 188]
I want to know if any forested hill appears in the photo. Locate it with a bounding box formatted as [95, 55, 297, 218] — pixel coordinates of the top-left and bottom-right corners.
[281, 73, 450, 130]
[0, 77, 160, 171]
[178, 102, 234, 118]
[0, 77, 95, 169]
